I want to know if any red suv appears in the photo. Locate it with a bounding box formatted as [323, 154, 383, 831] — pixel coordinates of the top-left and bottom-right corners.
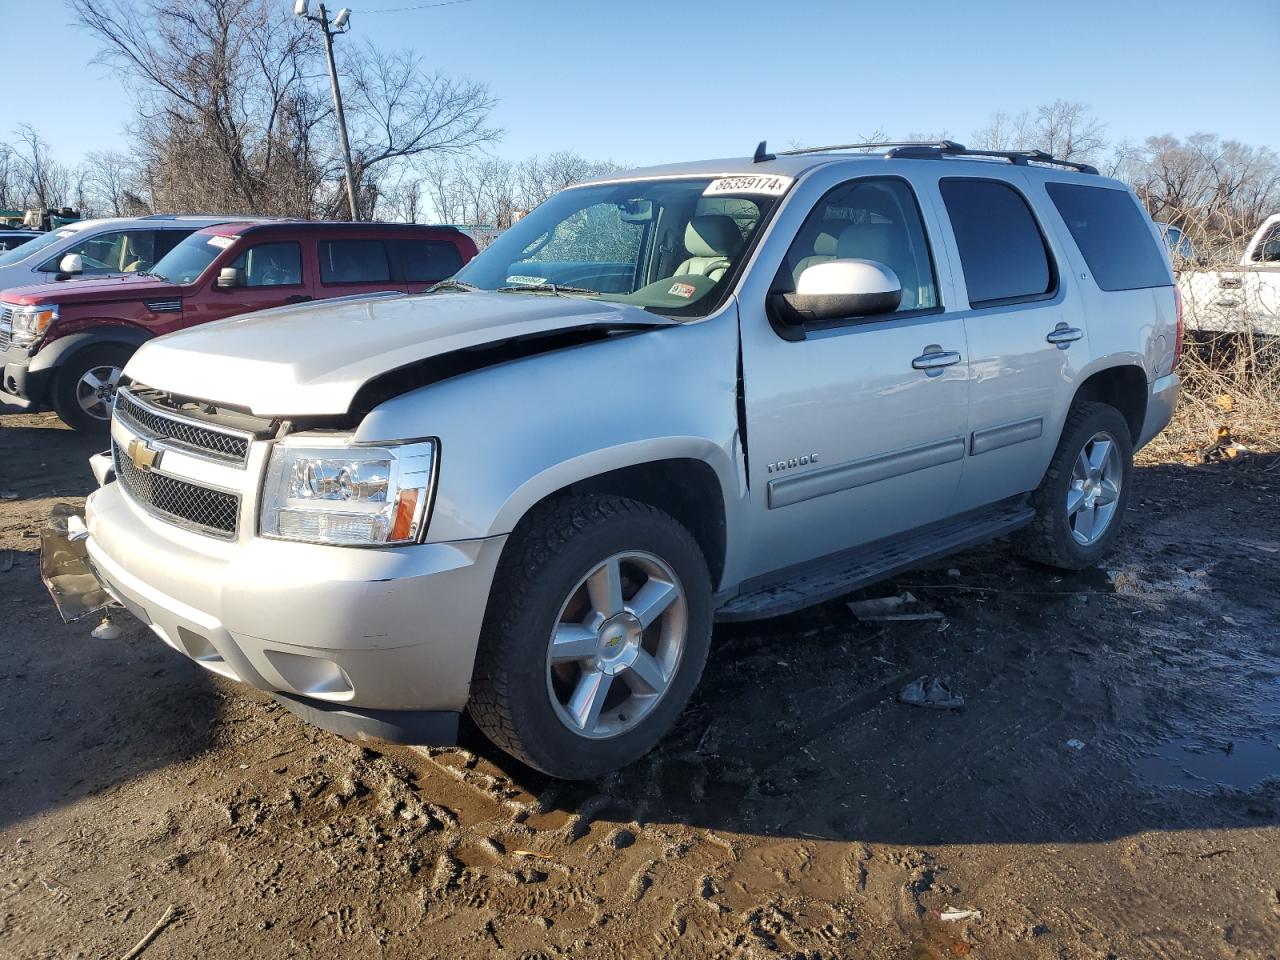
[0, 221, 477, 430]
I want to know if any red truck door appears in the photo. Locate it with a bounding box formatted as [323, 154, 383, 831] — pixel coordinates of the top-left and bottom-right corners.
[190, 239, 313, 325]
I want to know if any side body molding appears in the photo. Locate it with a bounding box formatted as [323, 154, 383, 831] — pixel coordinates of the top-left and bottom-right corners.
[767, 437, 966, 509]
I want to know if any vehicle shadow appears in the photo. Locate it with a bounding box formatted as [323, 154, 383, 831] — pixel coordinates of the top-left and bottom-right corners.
[453, 460, 1280, 846]
[0, 551, 220, 833]
[0, 404, 103, 500]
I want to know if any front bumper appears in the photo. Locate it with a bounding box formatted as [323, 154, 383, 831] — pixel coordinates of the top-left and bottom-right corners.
[1, 344, 48, 409]
[68, 478, 507, 743]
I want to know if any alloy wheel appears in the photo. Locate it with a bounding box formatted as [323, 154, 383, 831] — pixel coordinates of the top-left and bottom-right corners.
[1067, 430, 1123, 546]
[545, 551, 687, 740]
[75, 364, 122, 421]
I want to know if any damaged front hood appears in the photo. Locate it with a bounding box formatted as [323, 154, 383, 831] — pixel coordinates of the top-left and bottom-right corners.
[124, 291, 674, 417]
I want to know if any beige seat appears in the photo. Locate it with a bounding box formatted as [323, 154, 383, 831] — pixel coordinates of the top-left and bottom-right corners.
[835, 221, 921, 309]
[791, 230, 839, 285]
[674, 215, 743, 283]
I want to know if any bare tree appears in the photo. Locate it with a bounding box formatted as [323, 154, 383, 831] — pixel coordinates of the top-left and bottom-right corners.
[971, 101, 1106, 163]
[337, 42, 500, 219]
[82, 150, 142, 216]
[12, 124, 74, 211]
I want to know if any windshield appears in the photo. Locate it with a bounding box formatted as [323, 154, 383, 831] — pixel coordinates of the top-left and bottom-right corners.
[452, 176, 788, 317]
[0, 227, 78, 267]
[149, 232, 236, 284]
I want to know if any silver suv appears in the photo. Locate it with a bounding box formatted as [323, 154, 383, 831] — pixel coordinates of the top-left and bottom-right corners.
[0, 215, 237, 290]
[50, 141, 1180, 779]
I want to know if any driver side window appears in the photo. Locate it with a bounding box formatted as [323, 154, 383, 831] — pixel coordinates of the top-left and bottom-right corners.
[230, 242, 303, 287]
[782, 178, 938, 312]
[42, 230, 131, 274]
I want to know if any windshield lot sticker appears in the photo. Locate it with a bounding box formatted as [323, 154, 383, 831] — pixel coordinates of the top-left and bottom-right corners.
[505, 274, 548, 286]
[703, 175, 792, 197]
[668, 282, 697, 299]
[207, 235, 235, 249]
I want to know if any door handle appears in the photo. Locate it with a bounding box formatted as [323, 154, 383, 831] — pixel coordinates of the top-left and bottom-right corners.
[911, 346, 962, 376]
[284, 295, 313, 304]
[1046, 323, 1083, 348]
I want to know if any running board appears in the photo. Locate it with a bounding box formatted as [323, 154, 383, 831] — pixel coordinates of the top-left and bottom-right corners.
[715, 499, 1035, 622]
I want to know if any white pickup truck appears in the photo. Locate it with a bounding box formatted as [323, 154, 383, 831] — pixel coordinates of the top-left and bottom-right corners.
[1178, 214, 1280, 336]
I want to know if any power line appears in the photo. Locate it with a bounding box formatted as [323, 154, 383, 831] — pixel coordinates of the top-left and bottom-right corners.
[355, 0, 475, 13]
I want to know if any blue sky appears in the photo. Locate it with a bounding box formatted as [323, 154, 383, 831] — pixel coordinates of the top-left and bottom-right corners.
[2, 0, 1277, 167]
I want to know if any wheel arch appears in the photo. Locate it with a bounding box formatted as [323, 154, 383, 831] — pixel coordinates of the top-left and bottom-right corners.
[1070, 363, 1147, 443]
[496, 451, 731, 591]
[29, 325, 153, 377]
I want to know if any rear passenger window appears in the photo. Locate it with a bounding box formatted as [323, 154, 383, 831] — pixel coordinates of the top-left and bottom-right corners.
[393, 239, 463, 282]
[1046, 183, 1175, 290]
[940, 179, 1054, 307]
[319, 239, 391, 285]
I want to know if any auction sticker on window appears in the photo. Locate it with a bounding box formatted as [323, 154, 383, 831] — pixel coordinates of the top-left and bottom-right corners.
[703, 174, 792, 197]
[207, 235, 236, 249]
[668, 282, 698, 299]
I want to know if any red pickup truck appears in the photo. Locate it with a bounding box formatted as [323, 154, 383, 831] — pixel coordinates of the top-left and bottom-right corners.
[0, 220, 477, 430]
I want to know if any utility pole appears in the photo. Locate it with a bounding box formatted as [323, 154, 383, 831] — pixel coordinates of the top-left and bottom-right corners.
[296, 2, 359, 220]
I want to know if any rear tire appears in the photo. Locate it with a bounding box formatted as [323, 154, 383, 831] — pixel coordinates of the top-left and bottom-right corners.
[1014, 401, 1133, 570]
[51, 344, 132, 433]
[469, 495, 712, 780]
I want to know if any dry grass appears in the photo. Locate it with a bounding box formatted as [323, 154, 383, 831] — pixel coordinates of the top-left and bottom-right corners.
[1140, 332, 1280, 464]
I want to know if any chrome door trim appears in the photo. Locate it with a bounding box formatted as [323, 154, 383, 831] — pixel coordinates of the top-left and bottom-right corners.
[970, 416, 1044, 456]
[767, 436, 966, 509]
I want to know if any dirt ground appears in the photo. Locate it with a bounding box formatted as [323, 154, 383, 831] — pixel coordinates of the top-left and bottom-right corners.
[1, 405, 1279, 960]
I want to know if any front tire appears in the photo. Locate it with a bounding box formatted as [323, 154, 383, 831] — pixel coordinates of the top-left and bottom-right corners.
[50, 344, 133, 433]
[1015, 401, 1134, 570]
[469, 495, 713, 780]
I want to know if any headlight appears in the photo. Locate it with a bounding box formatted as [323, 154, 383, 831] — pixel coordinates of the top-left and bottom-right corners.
[8, 303, 58, 347]
[260, 437, 437, 546]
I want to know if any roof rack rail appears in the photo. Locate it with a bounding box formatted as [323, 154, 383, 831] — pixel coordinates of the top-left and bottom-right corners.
[752, 139, 1098, 175]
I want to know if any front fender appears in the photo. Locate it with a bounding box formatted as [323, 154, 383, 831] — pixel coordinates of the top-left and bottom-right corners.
[354, 308, 746, 543]
[30, 325, 152, 376]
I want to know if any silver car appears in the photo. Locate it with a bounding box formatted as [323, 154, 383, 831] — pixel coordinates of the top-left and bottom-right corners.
[0, 215, 237, 291]
[49, 141, 1180, 779]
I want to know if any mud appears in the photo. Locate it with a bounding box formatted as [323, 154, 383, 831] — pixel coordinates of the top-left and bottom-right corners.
[2, 404, 1279, 959]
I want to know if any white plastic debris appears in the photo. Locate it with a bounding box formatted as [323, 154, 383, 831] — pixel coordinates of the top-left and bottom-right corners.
[1066, 738, 1086, 750]
[939, 907, 983, 922]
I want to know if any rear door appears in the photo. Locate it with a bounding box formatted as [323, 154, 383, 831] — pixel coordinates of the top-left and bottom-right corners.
[737, 169, 970, 578]
[931, 174, 1084, 513]
[316, 237, 401, 297]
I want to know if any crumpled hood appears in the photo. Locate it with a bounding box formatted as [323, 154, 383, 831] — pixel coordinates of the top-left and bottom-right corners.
[124, 291, 674, 416]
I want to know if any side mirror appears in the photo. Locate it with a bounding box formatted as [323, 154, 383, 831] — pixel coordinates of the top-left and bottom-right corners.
[215, 267, 244, 290]
[773, 259, 902, 335]
[58, 253, 84, 276]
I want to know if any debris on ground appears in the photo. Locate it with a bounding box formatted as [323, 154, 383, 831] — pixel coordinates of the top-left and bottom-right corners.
[938, 907, 983, 923]
[1199, 425, 1250, 463]
[898, 675, 965, 710]
[849, 591, 945, 622]
[1066, 739, 1086, 750]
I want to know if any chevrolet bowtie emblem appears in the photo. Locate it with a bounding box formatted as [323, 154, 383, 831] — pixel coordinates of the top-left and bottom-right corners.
[127, 437, 161, 472]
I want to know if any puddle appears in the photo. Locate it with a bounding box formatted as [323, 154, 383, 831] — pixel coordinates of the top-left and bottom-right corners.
[1135, 737, 1280, 792]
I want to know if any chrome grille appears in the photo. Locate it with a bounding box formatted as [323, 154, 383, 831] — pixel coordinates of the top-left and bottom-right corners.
[115, 388, 250, 465]
[112, 440, 240, 538]
[0, 306, 12, 349]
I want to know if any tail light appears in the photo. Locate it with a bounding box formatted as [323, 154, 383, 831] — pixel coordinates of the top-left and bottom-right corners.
[1173, 286, 1184, 368]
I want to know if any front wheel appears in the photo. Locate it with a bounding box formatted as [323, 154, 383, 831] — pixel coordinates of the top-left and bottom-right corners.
[50, 344, 133, 433]
[1015, 401, 1134, 570]
[469, 495, 713, 779]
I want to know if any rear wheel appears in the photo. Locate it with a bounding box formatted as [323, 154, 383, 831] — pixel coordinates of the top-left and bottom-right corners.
[469, 495, 712, 779]
[51, 344, 132, 433]
[1015, 401, 1134, 570]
